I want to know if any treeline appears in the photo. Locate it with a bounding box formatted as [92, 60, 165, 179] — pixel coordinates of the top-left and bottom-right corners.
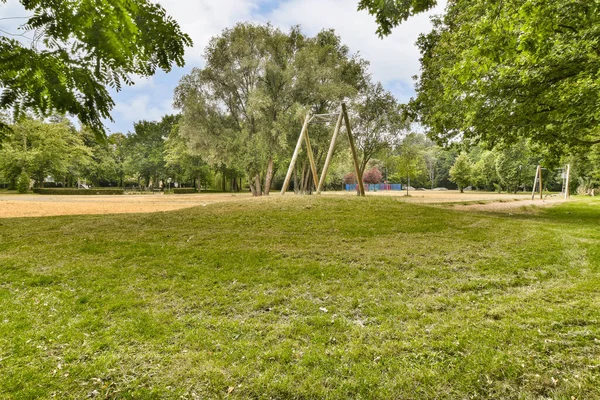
[0, 115, 214, 192]
[2, 22, 599, 195]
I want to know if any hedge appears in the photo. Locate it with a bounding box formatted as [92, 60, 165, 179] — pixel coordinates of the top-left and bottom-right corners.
[172, 188, 197, 194]
[33, 188, 124, 195]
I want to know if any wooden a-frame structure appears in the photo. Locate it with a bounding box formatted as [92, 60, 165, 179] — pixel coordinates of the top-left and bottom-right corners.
[280, 103, 365, 196]
[531, 164, 571, 200]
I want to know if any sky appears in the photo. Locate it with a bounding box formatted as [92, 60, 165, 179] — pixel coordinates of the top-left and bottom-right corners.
[1, 0, 447, 134]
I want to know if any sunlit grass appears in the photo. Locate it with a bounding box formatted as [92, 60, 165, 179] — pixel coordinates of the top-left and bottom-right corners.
[0, 196, 598, 399]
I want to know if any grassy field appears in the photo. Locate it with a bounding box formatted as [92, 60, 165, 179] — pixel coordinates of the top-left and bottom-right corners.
[0, 196, 599, 399]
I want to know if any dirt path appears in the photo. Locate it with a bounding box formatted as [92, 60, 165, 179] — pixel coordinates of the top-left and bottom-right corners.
[0, 193, 252, 218]
[449, 198, 565, 212]
[0, 190, 566, 218]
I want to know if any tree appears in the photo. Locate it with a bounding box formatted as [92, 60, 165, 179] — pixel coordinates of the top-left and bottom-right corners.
[363, 167, 382, 184]
[422, 146, 440, 189]
[0, 0, 192, 137]
[471, 150, 498, 191]
[392, 133, 425, 192]
[449, 153, 472, 193]
[352, 80, 405, 178]
[175, 24, 366, 196]
[495, 145, 533, 194]
[164, 125, 212, 190]
[361, 0, 600, 150]
[125, 115, 177, 188]
[0, 118, 90, 187]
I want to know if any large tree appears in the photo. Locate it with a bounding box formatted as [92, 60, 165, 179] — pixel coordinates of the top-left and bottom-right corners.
[352, 80, 405, 177]
[0, 118, 90, 187]
[360, 0, 600, 150]
[175, 24, 366, 196]
[125, 115, 177, 188]
[0, 0, 192, 137]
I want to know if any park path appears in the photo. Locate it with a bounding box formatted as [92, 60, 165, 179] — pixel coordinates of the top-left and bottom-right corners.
[0, 193, 251, 218]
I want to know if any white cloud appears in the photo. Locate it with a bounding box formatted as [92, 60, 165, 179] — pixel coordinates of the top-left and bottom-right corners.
[155, 0, 446, 96]
[157, 0, 259, 65]
[110, 95, 174, 132]
[261, 0, 446, 86]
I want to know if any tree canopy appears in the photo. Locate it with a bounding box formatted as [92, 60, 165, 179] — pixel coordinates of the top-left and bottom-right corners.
[174, 23, 368, 196]
[0, 0, 192, 137]
[360, 0, 600, 151]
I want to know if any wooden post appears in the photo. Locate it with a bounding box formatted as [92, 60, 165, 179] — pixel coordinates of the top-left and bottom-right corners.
[342, 103, 365, 196]
[564, 164, 571, 200]
[539, 165, 543, 199]
[303, 124, 319, 192]
[317, 111, 343, 194]
[531, 165, 539, 200]
[281, 115, 310, 195]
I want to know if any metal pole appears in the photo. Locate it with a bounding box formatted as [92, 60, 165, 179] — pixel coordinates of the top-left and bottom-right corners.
[317, 111, 343, 194]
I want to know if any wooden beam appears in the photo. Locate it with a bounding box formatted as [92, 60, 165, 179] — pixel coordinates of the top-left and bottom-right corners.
[281, 115, 310, 195]
[317, 111, 343, 194]
[564, 164, 570, 200]
[342, 103, 365, 196]
[539, 165, 543, 199]
[531, 165, 539, 200]
[303, 124, 319, 192]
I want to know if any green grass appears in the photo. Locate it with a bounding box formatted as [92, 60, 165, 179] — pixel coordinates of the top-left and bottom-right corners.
[0, 196, 599, 399]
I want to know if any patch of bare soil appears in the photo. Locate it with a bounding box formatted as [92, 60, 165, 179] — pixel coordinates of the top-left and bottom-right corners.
[449, 198, 565, 213]
[0, 193, 252, 218]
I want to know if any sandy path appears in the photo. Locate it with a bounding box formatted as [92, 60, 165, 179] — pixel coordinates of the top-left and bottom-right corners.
[0, 193, 251, 218]
[0, 190, 566, 218]
[449, 198, 565, 212]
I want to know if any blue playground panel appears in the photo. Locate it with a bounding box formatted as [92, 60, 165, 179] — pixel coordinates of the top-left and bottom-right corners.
[345, 183, 403, 191]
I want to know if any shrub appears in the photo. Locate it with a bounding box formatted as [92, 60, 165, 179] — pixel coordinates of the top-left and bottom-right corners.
[343, 172, 356, 184]
[33, 188, 124, 195]
[172, 188, 197, 194]
[363, 167, 383, 184]
[17, 172, 30, 193]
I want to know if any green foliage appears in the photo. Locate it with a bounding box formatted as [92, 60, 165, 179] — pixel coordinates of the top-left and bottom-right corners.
[358, 0, 438, 37]
[410, 0, 600, 151]
[32, 188, 124, 195]
[390, 133, 427, 186]
[172, 188, 197, 194]
[449, 153, 472, 192]
[0, 0, 192, 138]
[125, 115, 177, 187]
[0, 118, 90, 187]
[352, 81, 405, 176]
[16, 170, 29, 193]
[495, 145, 533, 193]
[471, 150, 498, 191]
[174, 23, 367, 195]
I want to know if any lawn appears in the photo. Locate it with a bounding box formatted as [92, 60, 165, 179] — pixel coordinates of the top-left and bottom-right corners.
[0, 196, 598, 399]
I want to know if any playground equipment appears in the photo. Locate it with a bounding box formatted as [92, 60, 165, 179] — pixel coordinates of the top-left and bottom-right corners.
[531, 164, 570, 200]
[280, 103, 365, 196]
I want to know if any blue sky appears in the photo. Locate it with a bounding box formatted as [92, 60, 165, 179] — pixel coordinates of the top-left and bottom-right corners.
[1, 0, 446, 134]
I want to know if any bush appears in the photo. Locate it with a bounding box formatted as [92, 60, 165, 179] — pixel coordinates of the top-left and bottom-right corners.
[33, 188, 124, 195]
[363, 167, 382, 184]
[17, 172, 30, 193]
[172, 188, 197, 194]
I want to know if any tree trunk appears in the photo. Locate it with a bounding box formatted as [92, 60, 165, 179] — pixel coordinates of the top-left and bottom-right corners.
[221, 172, 226, 192]
[254, 174, 262, 196]
[264, 157, 274, 196]
[249, 176, 257, 196]
[293, 163, 298, 194]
